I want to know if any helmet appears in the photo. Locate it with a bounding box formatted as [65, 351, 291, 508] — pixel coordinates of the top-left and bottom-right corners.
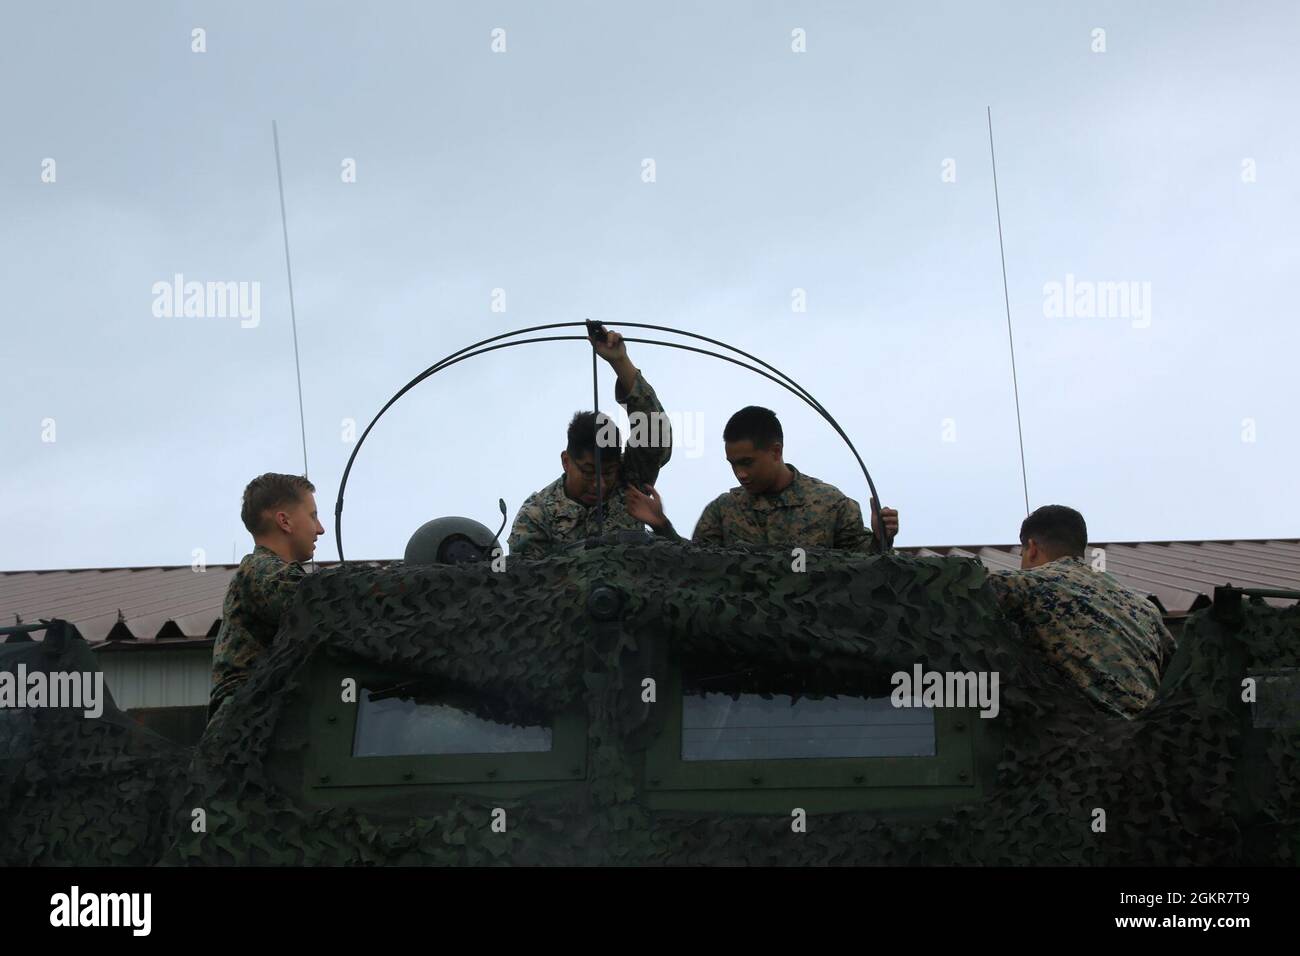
[404, 517, 499, 566]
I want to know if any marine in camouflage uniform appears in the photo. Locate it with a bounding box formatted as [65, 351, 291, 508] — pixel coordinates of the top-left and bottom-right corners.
[692, 464, 877, 551]
[209, 473, 322, 718]
[625, 405, 898, 551]
[508, 330, 672, 558]
[987, 556, 1175, 718]
[987, 504, 1176, 719]
[209, 545, 307, 717]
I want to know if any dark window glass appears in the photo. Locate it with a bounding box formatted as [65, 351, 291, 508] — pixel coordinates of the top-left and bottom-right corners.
[352, 687, 552, 757]
[682, 692, 935, 761]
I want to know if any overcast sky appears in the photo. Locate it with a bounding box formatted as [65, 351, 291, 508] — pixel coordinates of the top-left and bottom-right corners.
[2, 0, 1297, 571]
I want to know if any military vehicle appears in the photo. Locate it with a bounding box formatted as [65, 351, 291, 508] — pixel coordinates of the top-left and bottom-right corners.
[3, 323, 1298, 865]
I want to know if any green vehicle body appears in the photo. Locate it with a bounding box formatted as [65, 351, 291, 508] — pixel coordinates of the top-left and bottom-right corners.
[2, 540, 1298, 865]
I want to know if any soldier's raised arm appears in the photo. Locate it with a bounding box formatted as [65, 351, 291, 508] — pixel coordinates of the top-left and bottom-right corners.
[594, 329, 672, 488]
[835, 496, 899, 553]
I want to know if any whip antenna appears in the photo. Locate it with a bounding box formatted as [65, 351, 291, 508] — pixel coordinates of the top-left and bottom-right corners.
[272, 120, 310, 481]
[988, 107, 1030, 517]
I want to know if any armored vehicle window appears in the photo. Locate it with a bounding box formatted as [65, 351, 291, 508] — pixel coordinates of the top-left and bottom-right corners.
[683, 690, 935, 761]
[644, 662, 981, 812]
[304, 662, 587, 797]
[354, 687, 552, 757]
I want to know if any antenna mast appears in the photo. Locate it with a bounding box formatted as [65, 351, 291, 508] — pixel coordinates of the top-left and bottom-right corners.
[272, 120, 310, 481]
[987, 107, 1030, 517]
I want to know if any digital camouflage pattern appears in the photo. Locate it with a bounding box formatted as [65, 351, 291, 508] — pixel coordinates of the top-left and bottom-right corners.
[691, 465, 875, 551]
[210, 544, 306, 714]
[508, 371, 672, 557]
[2, 544, 1297, 866]
[987, 555, 1175, 718]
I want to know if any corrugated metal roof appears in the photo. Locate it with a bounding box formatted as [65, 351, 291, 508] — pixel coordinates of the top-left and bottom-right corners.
[0, 559, 393, 644]
[906, 539, 1300, 614]
[1, 541, 1296, 644]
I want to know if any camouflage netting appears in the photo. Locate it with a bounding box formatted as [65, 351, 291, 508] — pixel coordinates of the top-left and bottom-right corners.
[0, 623, 191, 865]
[4, 545, 1297, 865]
[157, 543, 1298, 865]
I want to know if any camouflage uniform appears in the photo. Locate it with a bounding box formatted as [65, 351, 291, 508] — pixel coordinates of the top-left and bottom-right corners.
[209, 544, 306, 716]
[508, 371, 672, 558]
[987, 556, 1176, 718]
[691, 465, 877, 551]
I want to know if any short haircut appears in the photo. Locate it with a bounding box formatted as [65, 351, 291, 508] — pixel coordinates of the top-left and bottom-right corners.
[723, 406, 783, 450]
[1019, 505, 1088, 558]
[241, 473, 315, 536]
[566, 411, 622, 462]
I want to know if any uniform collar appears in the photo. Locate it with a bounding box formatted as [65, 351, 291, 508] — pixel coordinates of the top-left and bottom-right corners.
[252, 543, 293, 564]
[748, 464, 805, 512]
[1035, 555, 1085, 571]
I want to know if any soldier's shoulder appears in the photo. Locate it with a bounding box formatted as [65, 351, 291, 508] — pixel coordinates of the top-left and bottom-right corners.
[1134, 594, 1166, 626]
[987, 566, 1031, 594]
[1076, 565, 1166, 628]
[1022, 559, 1080, 586]
[516, 488, 546, 512]
[1019, 560, 1119, 609]
[1066, 561, 1138, 599]
[1112, 577, 1164, 620]
[247, 546, 287, 569]
[714, 486, 748, 508]
[990, 565, 1062, 604]
[245, 546, 303, 580]
[795, 472, 854, 506]
[519, 477, 565, 511]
